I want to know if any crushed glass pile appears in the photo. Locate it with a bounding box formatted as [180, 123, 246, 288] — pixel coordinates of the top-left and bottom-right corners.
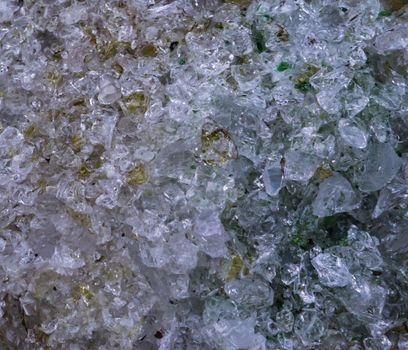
[0, 0, 408, 349]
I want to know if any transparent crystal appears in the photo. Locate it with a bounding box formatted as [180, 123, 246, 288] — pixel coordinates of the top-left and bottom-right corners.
[0, 1, 17, 22]
[273, 309, 294, 333]
[231, 64, 261, 91]
[338, 279, 386, 321]
[224, 278, 273, 307]
[399, 334, 408, 350]
[374, 24, 408, 53]
[193, 209, 228, 258]
[312, 173, 359, 217]
[60, 4, 87, 25]
[50, 246, 86, 274]
[98, 79, 121, 105]
[293, 310, 326, 346]
[356, 143, 401, 192]
[41, 319, 59, 335]
[186, 31, 233, 76]
[363, 336, 392, 350]
[344, 80, 370, 117]
[284, 151, 320, 182]
[312, 253, 353, 287]
[338, 119, 368, 149]
[313, 68, 353, 114]
[223, 27, 253, 56]
[263, 162, 283, 197]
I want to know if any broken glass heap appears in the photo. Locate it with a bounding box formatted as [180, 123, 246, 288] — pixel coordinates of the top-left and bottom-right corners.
[0, 0, 408, 349]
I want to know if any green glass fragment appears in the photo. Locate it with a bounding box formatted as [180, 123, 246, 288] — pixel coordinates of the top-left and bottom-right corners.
[251, 25, 266, 53]
[277, 61, 290, 72]
[294, 81, 312, 92]
[378, 10, 392, 17]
